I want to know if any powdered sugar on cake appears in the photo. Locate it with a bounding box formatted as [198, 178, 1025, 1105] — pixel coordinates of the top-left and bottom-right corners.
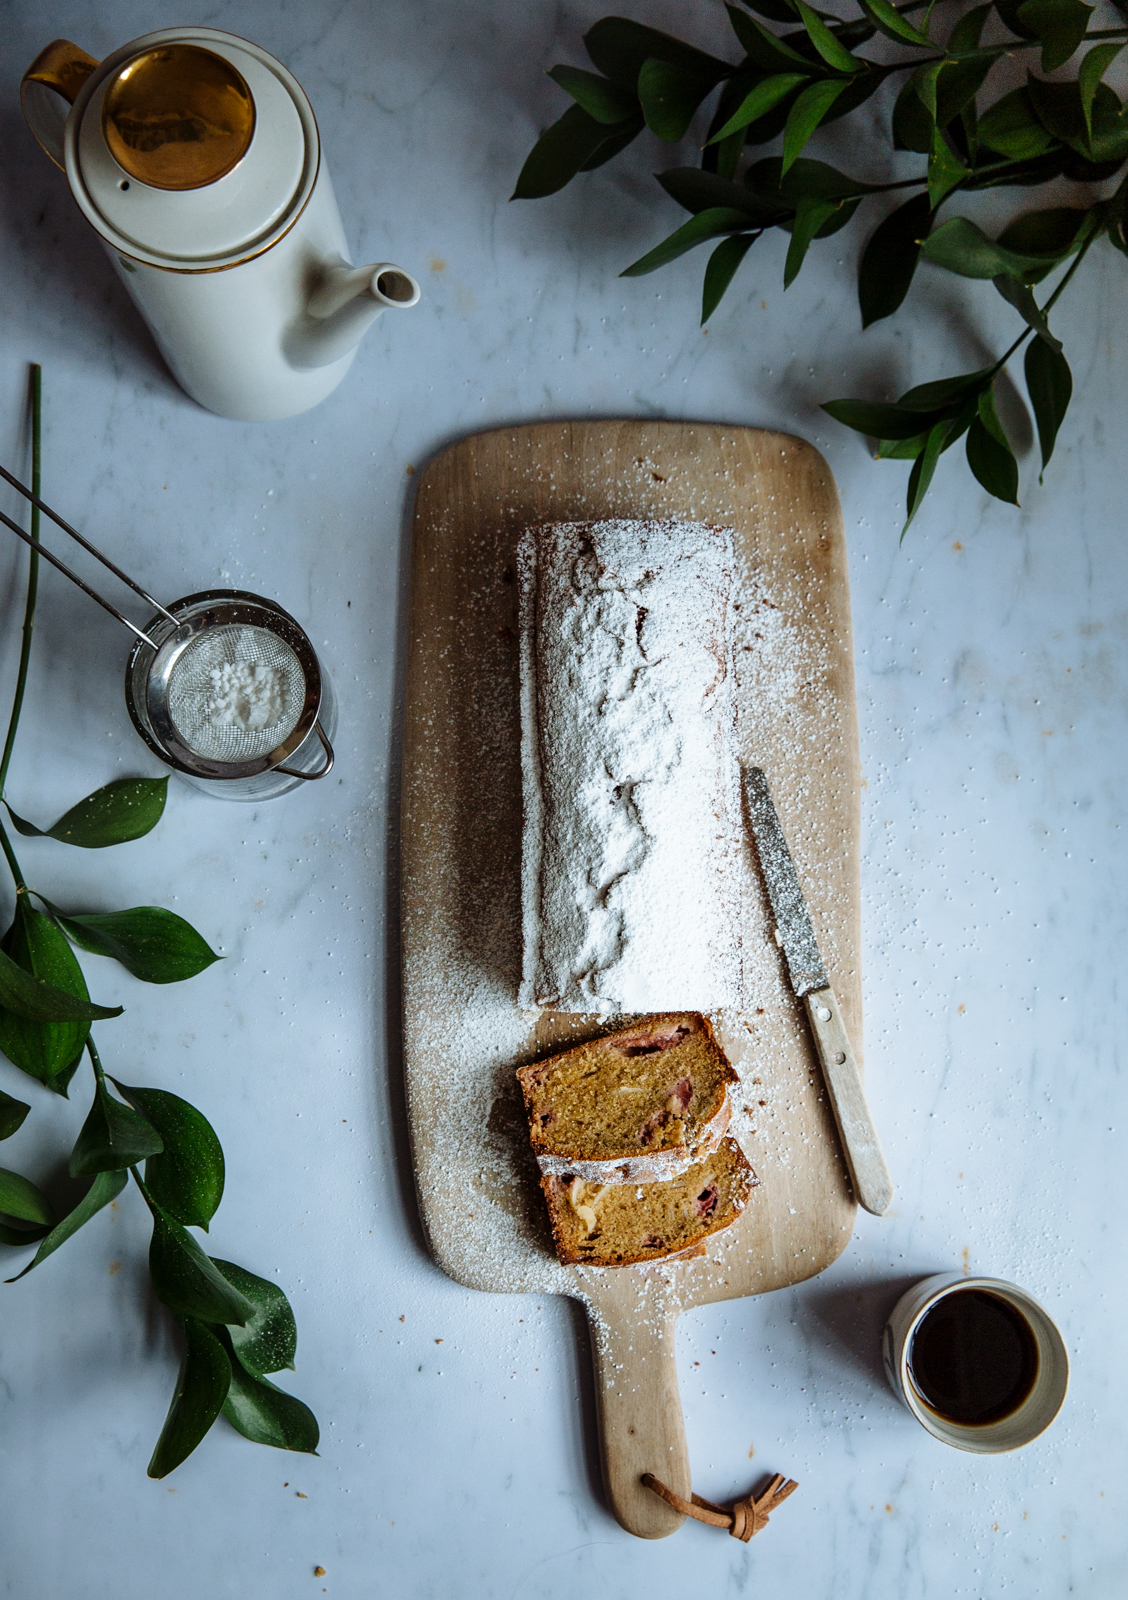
[519, 519, 742, 1012]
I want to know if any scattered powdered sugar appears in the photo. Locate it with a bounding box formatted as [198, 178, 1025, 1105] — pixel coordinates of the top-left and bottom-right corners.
[206, 661, 287, 731]
[520, 520, 741, 1013]
[401, 440, 860, 1324]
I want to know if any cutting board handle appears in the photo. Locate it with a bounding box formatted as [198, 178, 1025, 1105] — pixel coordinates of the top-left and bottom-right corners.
[583, 1284, 690, 1538]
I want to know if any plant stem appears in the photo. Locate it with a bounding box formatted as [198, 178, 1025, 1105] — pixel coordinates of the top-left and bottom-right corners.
[0, 367, 42, 900]
[86, 1034, 106, 1087]
[0, 367, 41, 801]
[1042, 231, 1096, 314]
[987, 234, 1096, 376]
[0, 821, 26, 893]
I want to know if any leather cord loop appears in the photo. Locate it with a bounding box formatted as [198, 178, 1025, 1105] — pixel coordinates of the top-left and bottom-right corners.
[642, 1471, 798, 1540]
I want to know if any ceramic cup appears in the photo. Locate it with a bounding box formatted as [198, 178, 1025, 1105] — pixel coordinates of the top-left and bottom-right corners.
[882, 1273, 1069, 1453]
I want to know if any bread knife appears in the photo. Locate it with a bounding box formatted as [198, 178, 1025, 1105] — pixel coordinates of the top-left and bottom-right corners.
[742, 766, 893, 1216]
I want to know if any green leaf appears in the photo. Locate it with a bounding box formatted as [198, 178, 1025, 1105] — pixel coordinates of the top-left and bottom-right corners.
[512, 103, 641, 199]
[1079, 82, 1128, 164]
[44, 903, 220, 985]
[935, 55, 997, 129]
[112, 1081, 224, 1230]
[782, 78, 848, 172]
[0, 1089, 30, 1140]
[1026, 73, 1086, 144]
[920, 214, 1071, 278]
[1025, 336, 1072, 477]
[996, 0, 1041, 37]
[784, 195, 841, 284]
[997, 207, 1089, 257]
[5, 778, 167, 848]
[858, 192, 933, 326]
[1024, 74, 1128, 164]
[974, 382, 1014, 453]
[584, 17, 729, 90]
[997, 206, 1092, 279]
[621, 207, 754, 276]
[708, 73, 810, 143]
[856, 0, 933, 46]
[726, 5, 814, 72]
[0, 1220, 49, 1246]
[637, 58, 720, 141]
[702, 233, 759, 321]
[147, 1203, 253, 1324]
[746, 154, 881, 200]
[794, 0, 865, 71]
[704, 73, 757, 173]
[0, 1167, 54, 1225]
[821, 398, 946, 438]
[877, 431, 931, 459]
[898, 367, 995, 410]
[578, 119, 647, 172]
[993, 274, 1062, 350]
[1079, 43, 1125, 136]
[948, 3, 993, 52]
[817, 65, 886, 124]
[0, 902, 90, 1086]
[660, 167, 788, 219]
[966, 388, 1019, 502]
[928, 129, 971, 205]
[0, 910, 118, 1056]
[70, 1083, 163, 1177]
[977, 86, 1056, 158]
[912, 59, 944, 120]
[212, 1260, 298, 1377]
[893, 78, 934, 152]
[5, 1167, 126, 1280]
[810, 195, 861, 240]
[147, 1317, 231, 1480]
[1017, 0, 1094, 71]
[546, 65, 637, 125]
[45, 1050, 84, 1100]
[904, 417, 954, 532]
[221, 1344, 319, 1455]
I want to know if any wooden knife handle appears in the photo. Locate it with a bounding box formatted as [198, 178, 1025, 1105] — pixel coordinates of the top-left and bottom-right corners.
[583, 1282, 689, 1539]
[803, 983, 893, 1216]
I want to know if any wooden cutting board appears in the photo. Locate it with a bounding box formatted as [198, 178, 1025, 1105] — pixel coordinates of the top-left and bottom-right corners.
[400, 420, 862, 1539]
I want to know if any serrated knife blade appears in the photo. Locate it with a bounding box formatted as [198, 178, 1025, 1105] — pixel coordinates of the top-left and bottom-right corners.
[741, 765, 828, 998]
[742, 766, 893, 1216]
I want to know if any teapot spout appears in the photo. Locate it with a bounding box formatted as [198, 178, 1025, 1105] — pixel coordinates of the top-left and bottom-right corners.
[287, 262, 420, 371]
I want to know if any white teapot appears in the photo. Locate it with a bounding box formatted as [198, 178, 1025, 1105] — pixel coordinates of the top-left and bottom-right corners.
[21, 27, 420, 421]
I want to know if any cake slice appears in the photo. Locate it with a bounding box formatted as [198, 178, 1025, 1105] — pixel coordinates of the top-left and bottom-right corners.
[542, 1136, 755, 1267]
[516, 1013, 739, 1185]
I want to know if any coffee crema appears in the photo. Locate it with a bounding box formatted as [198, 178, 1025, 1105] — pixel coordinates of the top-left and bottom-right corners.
[908, 1288, 1040, 1426]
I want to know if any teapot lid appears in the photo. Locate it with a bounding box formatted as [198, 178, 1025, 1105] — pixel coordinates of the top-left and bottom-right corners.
[66, 28, 319, 270]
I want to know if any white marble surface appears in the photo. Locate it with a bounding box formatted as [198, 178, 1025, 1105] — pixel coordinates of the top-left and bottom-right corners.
[0, 1, 1124, 1595]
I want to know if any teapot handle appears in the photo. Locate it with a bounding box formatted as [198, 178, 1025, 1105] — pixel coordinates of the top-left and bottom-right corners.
[21, 39, 99, 170]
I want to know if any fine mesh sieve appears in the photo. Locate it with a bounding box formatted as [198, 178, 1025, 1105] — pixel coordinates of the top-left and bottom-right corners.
[165, 623, 305, 764]
[0, 463, 335, 800]
[126, 590, 335, 798]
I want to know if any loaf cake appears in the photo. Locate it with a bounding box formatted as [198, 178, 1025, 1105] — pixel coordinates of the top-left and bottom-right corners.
[541, 1135, 755, 1266]
[518, 519, 742, 1013]
[516, 1013, 739, 1184]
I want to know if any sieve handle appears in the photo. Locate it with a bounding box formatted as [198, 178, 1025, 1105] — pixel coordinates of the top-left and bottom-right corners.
[274, 719, 334, 781]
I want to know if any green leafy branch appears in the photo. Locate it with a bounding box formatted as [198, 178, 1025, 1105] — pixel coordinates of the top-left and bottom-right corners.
[0, 369, 318, 1477]
[513, 1, 1128, 528]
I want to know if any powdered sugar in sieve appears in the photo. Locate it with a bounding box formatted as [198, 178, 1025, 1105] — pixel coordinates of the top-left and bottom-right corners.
[166, 622, 306, 763]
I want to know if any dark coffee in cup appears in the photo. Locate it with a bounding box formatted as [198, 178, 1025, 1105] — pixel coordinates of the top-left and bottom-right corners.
[908, 1287, 1040, 1426]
